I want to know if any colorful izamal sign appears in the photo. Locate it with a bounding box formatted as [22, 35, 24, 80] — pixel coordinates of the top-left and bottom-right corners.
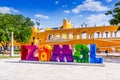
[21, 44, 103, 63]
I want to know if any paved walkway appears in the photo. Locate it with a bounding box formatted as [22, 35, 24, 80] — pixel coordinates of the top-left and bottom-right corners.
[97, 53, 120, 56]
[0, 58, 120, 80]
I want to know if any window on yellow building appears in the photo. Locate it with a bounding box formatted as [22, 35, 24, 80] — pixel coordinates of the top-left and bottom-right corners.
[68, 33, 74, 39]
[82, 32, 87, 39]
[77, 34, 80, 39]
[54, 34, 60, 40]
[48, 34, 53, 40]
[61, 33, 67, 39]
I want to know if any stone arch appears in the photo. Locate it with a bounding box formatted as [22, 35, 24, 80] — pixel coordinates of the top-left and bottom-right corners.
[82, 31, 87, 39]
[103, 30, 111, 38]
[88, 34, 91, 39]
[112, 30, 117, 38]
[47, 34, 53, 40]
[61, 33, 68, 39]
[77, 34, 80, 39]
[68, 33, 74, 39]
[116, 31, 120, 37]
[54, 33, 61, 40]
[86, 33, 92, 39]
[94, 31, 102, 38]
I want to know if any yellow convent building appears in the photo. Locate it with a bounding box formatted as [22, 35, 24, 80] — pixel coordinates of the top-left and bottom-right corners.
[30, 19, 120, 52]
[1, 19, 120, 53]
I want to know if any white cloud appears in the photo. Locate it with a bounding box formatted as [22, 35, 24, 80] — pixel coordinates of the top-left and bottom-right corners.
[62, 5, 67, 8]
[72, 0, 109, 13]
[55, 1, 59, 5]
[35, 14, 49, 19]
[0, 7, 19, 14]
[64, 10, 70, 14]
[87, 14, 111, 26]
[106, 0, 112, 2]
[78, 15, 83, 17]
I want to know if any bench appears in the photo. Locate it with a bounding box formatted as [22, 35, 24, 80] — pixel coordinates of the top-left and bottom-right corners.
[3, 52, 11, 55]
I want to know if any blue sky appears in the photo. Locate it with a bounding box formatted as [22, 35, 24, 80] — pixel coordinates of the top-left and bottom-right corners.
[0, 0, 119, 29]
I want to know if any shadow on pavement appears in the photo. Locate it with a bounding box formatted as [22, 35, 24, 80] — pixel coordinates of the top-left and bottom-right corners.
[4, 60, 105, 67]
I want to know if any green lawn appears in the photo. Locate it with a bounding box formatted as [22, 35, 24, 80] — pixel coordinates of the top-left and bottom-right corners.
[0, 56, 20, 59]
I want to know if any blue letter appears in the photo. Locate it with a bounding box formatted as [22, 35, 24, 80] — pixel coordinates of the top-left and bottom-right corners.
[90, 44, 103, 63]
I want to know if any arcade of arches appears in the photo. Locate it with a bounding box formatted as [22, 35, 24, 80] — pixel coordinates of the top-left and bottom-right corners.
[47, 28, 120, 40]
[37, 26, 120, 52]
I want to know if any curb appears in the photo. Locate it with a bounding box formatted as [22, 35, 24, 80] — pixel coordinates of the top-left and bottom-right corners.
[19, 60, 105, 67]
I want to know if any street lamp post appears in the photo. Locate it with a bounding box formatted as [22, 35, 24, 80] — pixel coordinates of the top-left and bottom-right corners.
[36, 19, 40, 46]
[11, 32, 14, 56]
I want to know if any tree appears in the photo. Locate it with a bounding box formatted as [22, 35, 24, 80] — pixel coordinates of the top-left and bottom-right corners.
[0, 13, 34, 52]
[105, 1, 120, 30]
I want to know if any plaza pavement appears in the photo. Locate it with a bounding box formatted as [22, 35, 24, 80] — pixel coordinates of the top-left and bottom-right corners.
[0, 58, 120, 80]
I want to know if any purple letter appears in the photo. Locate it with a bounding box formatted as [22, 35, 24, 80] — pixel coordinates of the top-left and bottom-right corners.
[25, 45, 39, 61]
[51, 44, 73, 62]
